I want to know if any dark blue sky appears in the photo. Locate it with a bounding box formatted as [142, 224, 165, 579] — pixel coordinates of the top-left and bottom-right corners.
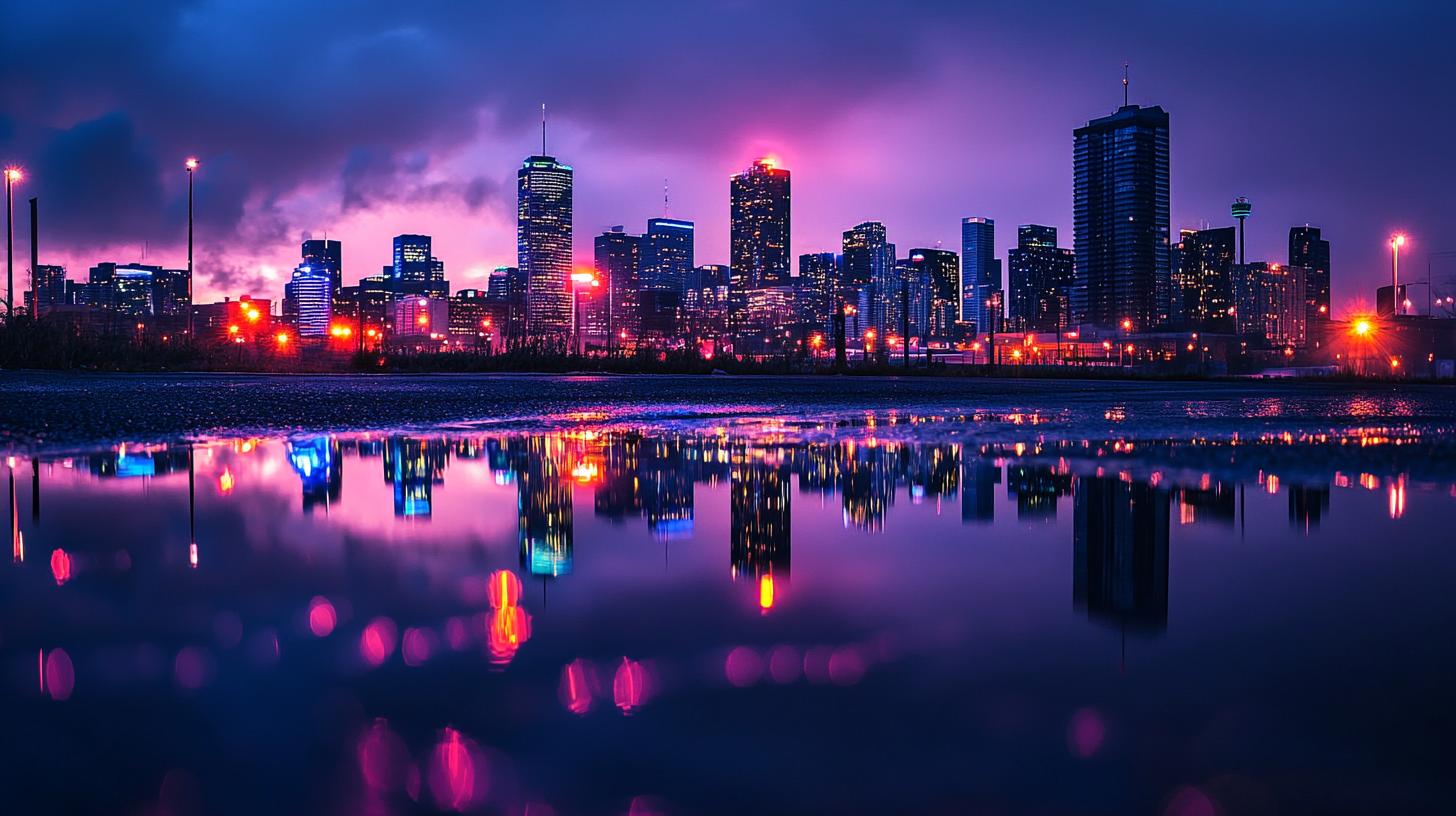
[2, 1, 1453, 311]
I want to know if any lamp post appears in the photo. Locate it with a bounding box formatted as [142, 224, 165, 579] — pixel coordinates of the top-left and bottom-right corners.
[185, 157, 200, 336]
[1390, 234, 1405, 316]
[4, 167, 22, 319]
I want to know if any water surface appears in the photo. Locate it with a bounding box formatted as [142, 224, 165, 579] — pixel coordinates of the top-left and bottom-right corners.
[1, 375, 1454, 814]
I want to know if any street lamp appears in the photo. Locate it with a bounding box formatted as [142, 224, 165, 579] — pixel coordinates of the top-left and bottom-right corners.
[4, 167, 22, 318]
[1390, 234, 1406, 315]
[185, 158, 199, 335]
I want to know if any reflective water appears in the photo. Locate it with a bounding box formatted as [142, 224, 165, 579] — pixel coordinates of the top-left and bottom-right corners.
[3, 384, 1456, 814]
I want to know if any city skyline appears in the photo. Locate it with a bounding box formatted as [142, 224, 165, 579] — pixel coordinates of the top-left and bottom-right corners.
[2, 3, 1452, 310]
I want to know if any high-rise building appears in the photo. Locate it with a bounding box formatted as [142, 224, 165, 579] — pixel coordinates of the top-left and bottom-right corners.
[842, 222, 896, 335]
[683, 264, 731, 344]
[638, 218, 692, 344]
[1007, 225, 1075, 333]
[1171, 227, 1236, 331]
[961, 217, 1001, 335]
[518, 154, 574, 342]
[285, 263, 333, 337]
[1072, 105, 1171, 330]
[1288, 226, 1331, 332]
[594, 227, 641, 349]
[301, 238, 343, 296]
[908, 248, 960, 341]
[729, 158, 791, 298]
[1232, 262, 1307, 349]
[641, 218, 694, 293]
[390, 234, 447, 300]
[796, 252, 838, 334]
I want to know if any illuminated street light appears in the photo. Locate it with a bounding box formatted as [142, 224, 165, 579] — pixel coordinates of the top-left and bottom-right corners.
[1390, 234, 1406, 316]
[4, 166, 22, 318]
[1352, 318, 1373, 338]
[185, 158, 199, 335]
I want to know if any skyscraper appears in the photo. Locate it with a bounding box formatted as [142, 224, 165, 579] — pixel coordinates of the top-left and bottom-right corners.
[1072, 104, 1171, 330]
[518, 154, 574, 343]
[641, 218, 694, 293]
[639, 218, 693, 344]
[1006, 225, 1075, 333]
[301, 238, 343, 296]
[908, 248, 959, 341]
[1232, 262, 1307, 349]
[390, 234, 446, 299]
[1171, 227, 1236, 331]
[1289, 226, 1331, 332]
[796, 252, 838, 334]
[961, 217, 1001, 335]
[842, 222, 895, 334]
[729, 158, 791, 299]
[285, 263, 333, 337]
[593, 227, 641, 349]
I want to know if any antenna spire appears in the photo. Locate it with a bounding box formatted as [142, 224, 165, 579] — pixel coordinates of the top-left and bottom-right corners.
[663, 178, 669, 215]
[541, 103, 547, 155]
[1122, 63, 1129, 107]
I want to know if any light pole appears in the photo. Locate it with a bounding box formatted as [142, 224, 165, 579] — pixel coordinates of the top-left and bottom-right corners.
[1390, 234, 1405, 316]
[4, 167, 22, 319]
[186, 157, 199, 336]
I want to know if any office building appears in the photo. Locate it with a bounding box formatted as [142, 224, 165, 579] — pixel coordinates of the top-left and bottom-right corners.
[641, 218, 694, 293]
[961, 217, 1001, 335]
[1288, 226, 1331, 332]
[594, 226, 641, 349]
[518, 154, 574, 342]
[28, 264, 67, 316]
[1171, 227, 1236, 332]
[390, 234, 447, 300]
[1072, 105, 1171, 330]
[1232, 262, 1307, 348]
[796, 252, 838, 334]
[301, 238, 343, 296]
[842, 222, 895, 335]
[1007, 225, 1075, 333]
[730, 158, 791, 309]
[905, 248, 959, 341]
[284, 263, 333, 337]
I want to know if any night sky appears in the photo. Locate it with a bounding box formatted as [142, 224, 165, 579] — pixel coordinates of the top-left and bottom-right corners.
[3, 1, 1452, 313]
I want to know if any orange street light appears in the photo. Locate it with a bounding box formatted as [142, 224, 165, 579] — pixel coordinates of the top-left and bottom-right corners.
[1121, 318, 1132, 331]
[275, 332, 289, 345]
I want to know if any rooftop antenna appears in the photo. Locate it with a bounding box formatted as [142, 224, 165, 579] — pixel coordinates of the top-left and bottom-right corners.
[541, 103, 547, 155]
[1122, 63, 1129, 107]
[663, 178, 670, 216]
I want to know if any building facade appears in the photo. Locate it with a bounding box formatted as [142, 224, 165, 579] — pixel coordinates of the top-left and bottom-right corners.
[730, 158, 791, 324]
[518, 154, 574, 343]
[1007, 225, 1075, 333]
[961, 217, 1001, 335]
[1072, 105, 1171, 331]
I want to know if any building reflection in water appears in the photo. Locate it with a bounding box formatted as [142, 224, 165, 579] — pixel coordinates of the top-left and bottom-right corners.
[1073, 475, 1170, 635]
[961, 459, 1000, 523]
[17, 429, 1439, 645]
[1288, 484, 1330, 533]
[383, 437, 448, 518]
[729, 446, 790, 585]
[1006, 463, 1073, 521]
[287, 436, 342, 513]
[518, 437, 574, 578]
[1175, 479, 1236, 526]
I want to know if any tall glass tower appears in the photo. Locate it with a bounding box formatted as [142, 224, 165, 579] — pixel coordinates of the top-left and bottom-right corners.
[518, 154, 574, 342]
[961, 217, 1000, 334]
[1072, 104, 1171, 330]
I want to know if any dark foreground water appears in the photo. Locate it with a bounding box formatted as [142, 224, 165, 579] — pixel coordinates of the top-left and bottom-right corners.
[1, 374, 1455, 815]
